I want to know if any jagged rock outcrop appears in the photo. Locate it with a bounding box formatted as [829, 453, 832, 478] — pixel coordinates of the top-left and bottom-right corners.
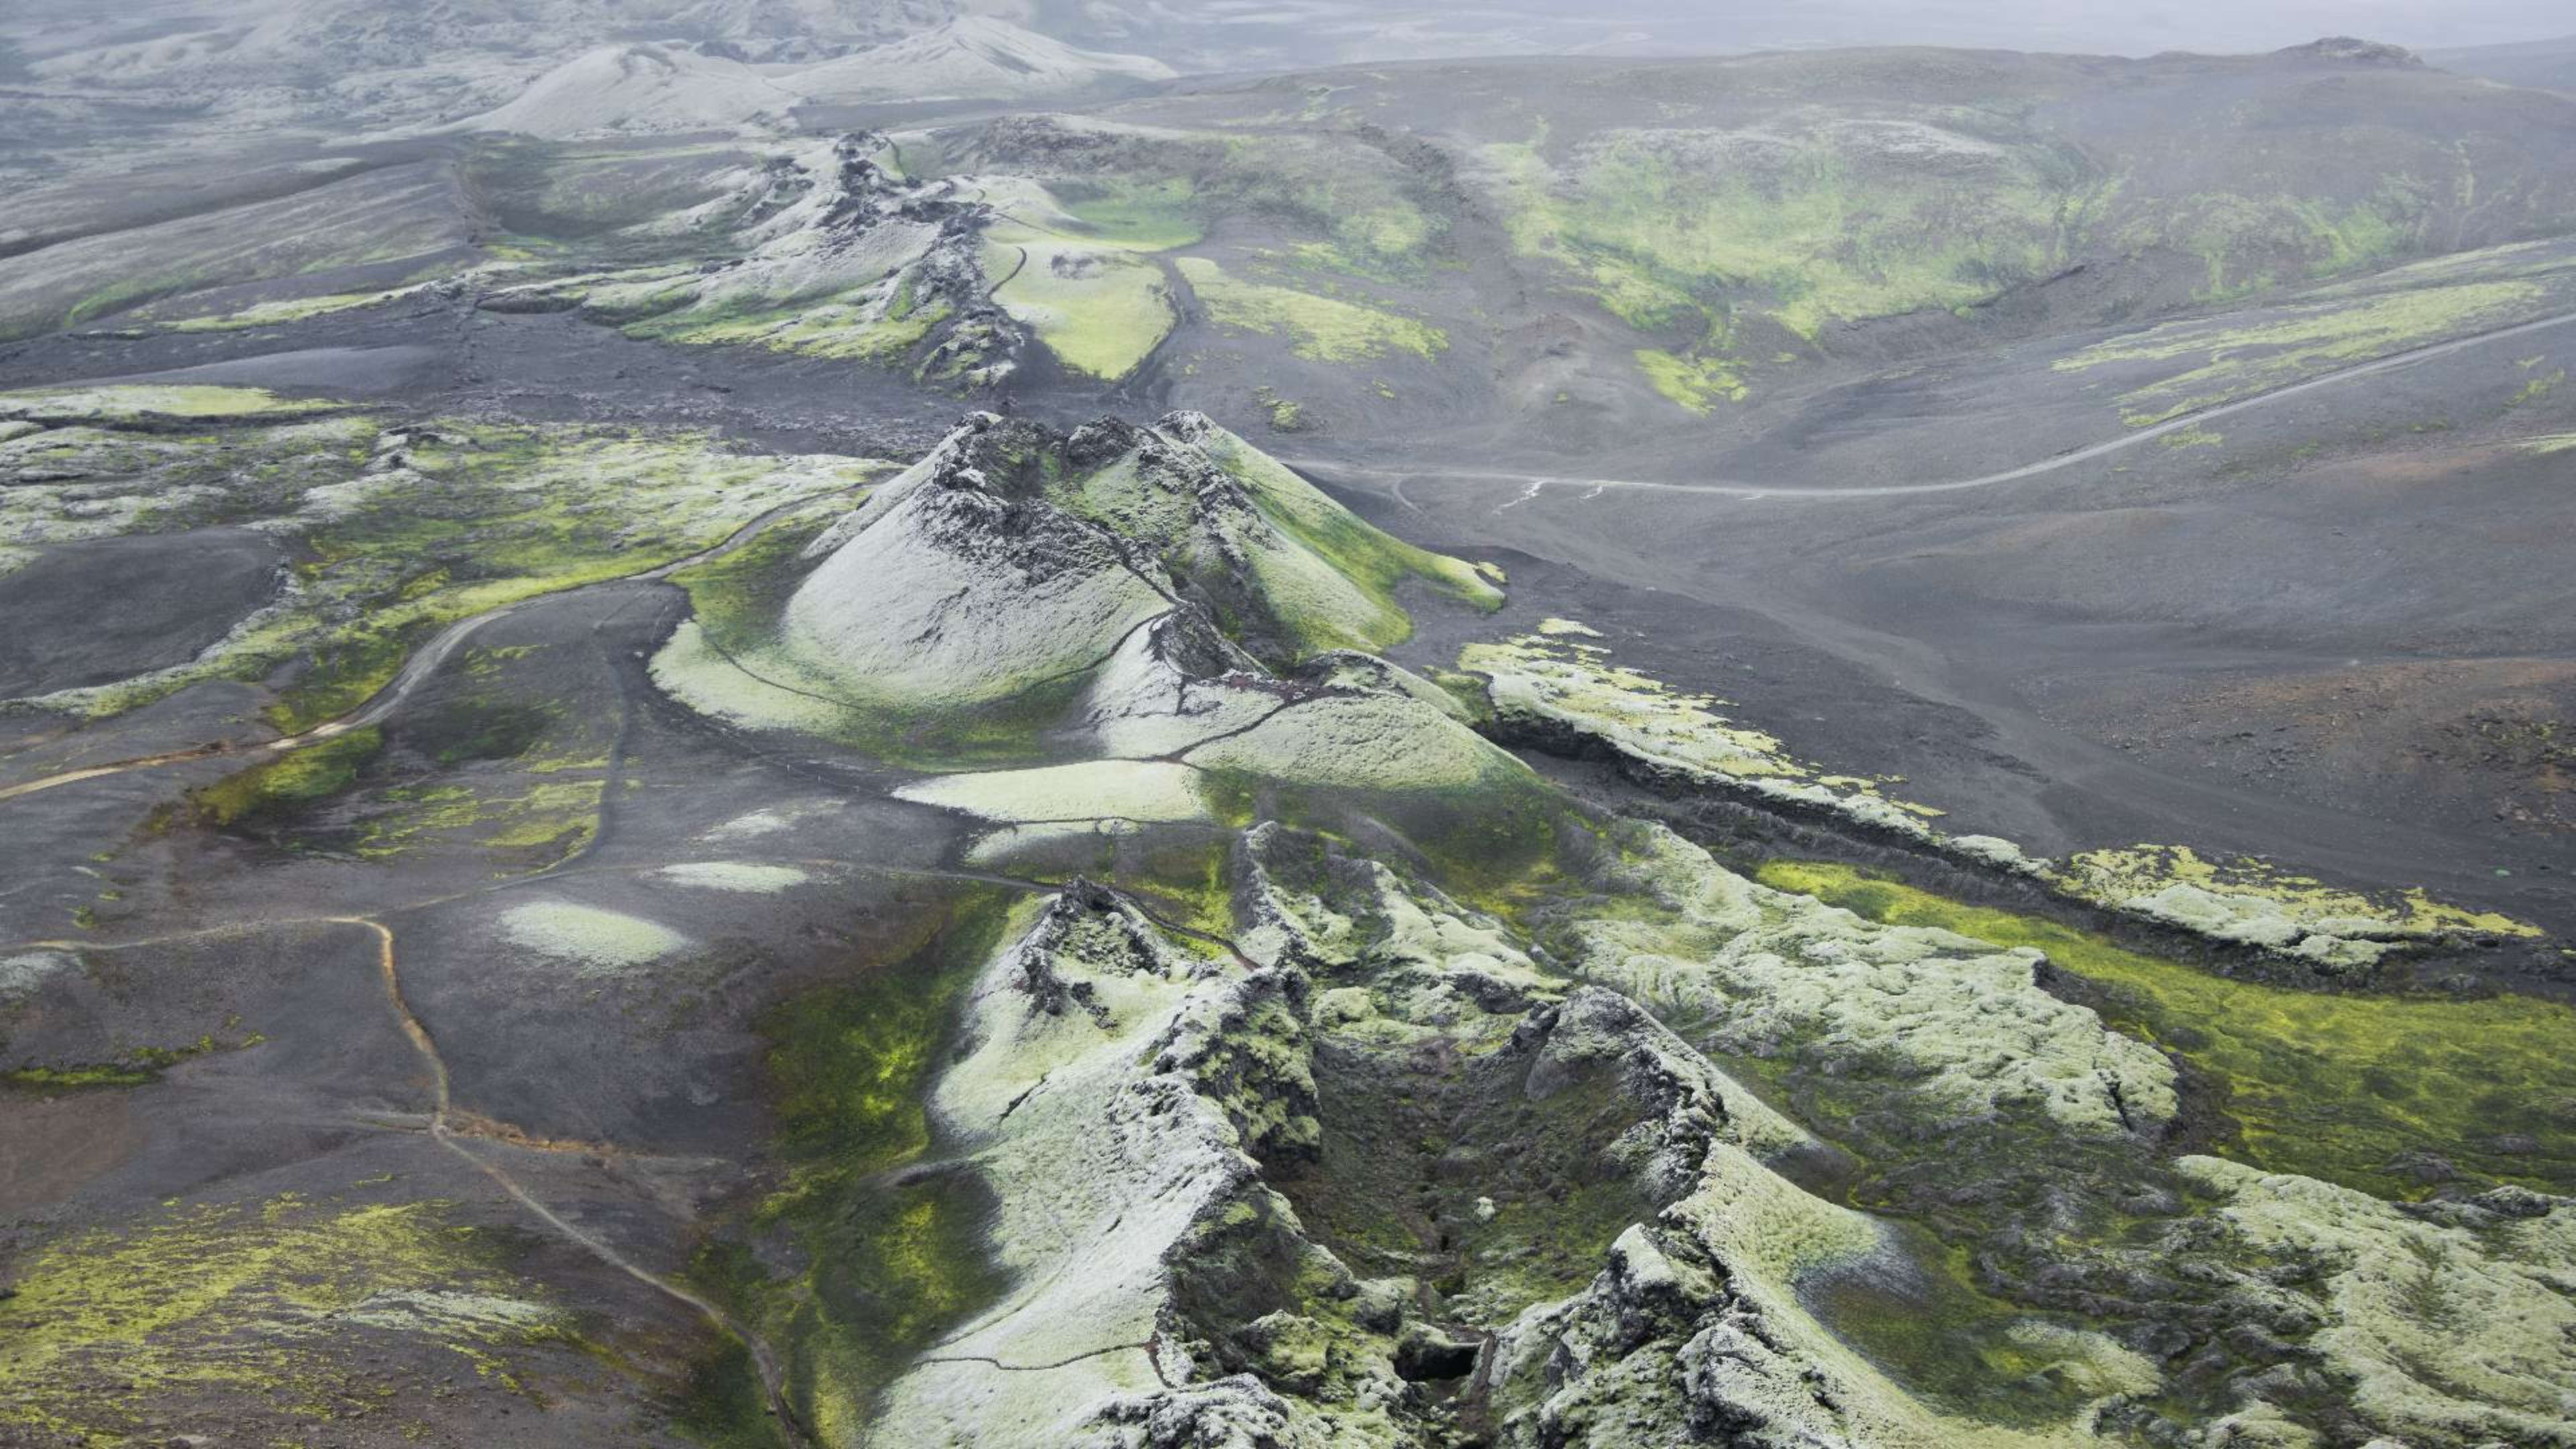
[2277, 37, 2423, 67]
[781, 425, 1175, 710]
[641, 407, 2576, 1448]
[862, 885, 1357, 1446]
[481, 132, 1021, 381]
[780, 412, 1333, 708]
[661, 411, 1506, 815]
[1570, 822, 2180, 1139]
[849, 797, 2263, 1448]
[1460, 629, 2540, 970]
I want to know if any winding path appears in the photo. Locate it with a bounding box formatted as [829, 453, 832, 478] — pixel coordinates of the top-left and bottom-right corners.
[0, 488, 856, 807]
[1281, 305, 2576, 506]
[14, 297, 2569, 813]
[13, 899, 822, 1443]
[5, 848, 1247, 1436]
[341, 915, 815, 1446]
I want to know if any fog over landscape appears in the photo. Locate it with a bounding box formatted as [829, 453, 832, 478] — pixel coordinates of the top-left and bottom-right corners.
[5, 3, 2576, 1448]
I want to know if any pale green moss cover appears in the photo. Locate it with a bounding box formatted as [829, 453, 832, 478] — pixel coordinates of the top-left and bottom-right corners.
[1176, 257, 1447, 363]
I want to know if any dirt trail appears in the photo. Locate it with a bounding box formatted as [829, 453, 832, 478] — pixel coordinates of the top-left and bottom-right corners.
[0, 488, 856, 808]
[1284, 305, 2576, 506]
[15, 904, 821, 1438]
[335, 916, 815, 1446]
[8, 855, 1236, 1434]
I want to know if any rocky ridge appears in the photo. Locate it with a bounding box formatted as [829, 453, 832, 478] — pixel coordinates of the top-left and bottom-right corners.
[482, 131, 1022, 382]
[858, 820, 2575, 1446]
[1463, 627, 2546, 972]
[3, 5, 1163, 138]
[1, 385, 2570, 1444]
[663, 412, 2576, 1447]
[656, 408, 1504, 800]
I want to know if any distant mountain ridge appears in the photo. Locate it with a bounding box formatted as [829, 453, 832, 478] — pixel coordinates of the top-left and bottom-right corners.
[458, 42, 804, 138]
[451, 18, 1175, 138]
[793, 15, 1175, 105]
[1, 0, 1159, 135]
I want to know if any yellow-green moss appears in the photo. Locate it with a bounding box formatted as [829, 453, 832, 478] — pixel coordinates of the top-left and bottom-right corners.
[354, 778, 604, 863]
[1635, 347, 1749, 412]
[1482, 125, 2090, 360]
[2053, 276, 2551, 426]
[4, 1030, 260, 1092]
[1053, 176, 1206, 252]
[189, 728, 384, 828]
[984, 231, 1176, 381]
[0, 384, 334, 423]
[160, 286, 425, 332]
[1176, 258, 1445, 364]
[0, 1190, 556, 1443]
[710, 893, 1026, 1434]
[1757, 861, 2576, 1197]
[2049, 843, 2539, 957]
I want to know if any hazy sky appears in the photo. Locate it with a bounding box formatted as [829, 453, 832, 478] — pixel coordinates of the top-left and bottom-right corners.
[1523, 1, 2575, 56]
[1138, 1, 2576, 74]
[4, 1, 2567, 76]
[1859, 1, 2567, 52]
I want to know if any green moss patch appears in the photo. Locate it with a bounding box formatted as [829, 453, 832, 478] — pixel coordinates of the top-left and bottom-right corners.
[189, 728, 384, 830]
[0, 1189, 559, 1444]
[704, 892, 1024, 1438]
[662, 513, 833, 657]
[158, 286, 427, 332]
[1479, 121, 2092, 391]
[3, 1029, 262, 1093]
[1758, 861, 2576, 1197]
[179, 674, 612, 865]
[19, 406, 880, 733]
[1053, 176, 1207, 251]
[2114, 180, 2435, 300]
[964, 123, 1438, 270]
[0, 384, 335, 423]
[1176, 258, 1446, 364]
[1635, 346, 1749, 412]
[2052, 274, 2553, 426]
[1189, 419, 1502, 631]
[620, 284, 955, 366]
[669, 1328, 782, 1449]
[404, 697, 559, 767]
[984, 232, 1177, 381]
[1803, 1228, 2139, 1430]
